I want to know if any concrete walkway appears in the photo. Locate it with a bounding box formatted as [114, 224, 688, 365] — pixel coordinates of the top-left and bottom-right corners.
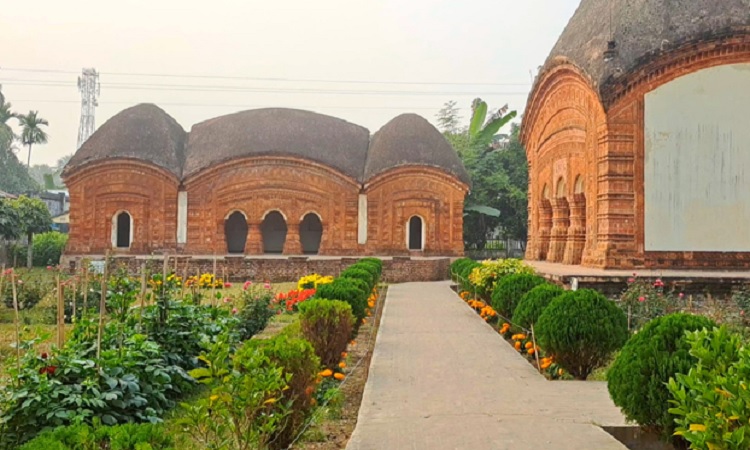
[347, 281, 628, 450]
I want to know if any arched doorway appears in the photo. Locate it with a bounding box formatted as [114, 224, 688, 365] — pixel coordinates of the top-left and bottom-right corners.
[261, 211, 287, 254]
[300, 213, 323, 255]
[407, 216, 423, 251]
[113, 211, 132, 249]
[225, 211, 248, 254]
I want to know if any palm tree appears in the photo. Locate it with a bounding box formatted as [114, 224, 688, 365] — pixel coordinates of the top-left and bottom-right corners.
[18, 111, 49, 167]
[0, 91, 19, 149]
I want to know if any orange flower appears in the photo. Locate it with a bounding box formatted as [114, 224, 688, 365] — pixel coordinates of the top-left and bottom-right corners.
[527, 348, 535, 355]
[558, 368, 564, 376]
[319, 369, 333, 377]
[514, 341, 522, 351]
[334, 373, 345, 381]
[341, 352, 348, 358]
[525, 342, 533, 349]
[339, 361, 346, 369]
[350, 341, 357, 346]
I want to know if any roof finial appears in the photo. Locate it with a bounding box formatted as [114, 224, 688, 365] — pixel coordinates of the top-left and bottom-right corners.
[604, 1, 618, 62]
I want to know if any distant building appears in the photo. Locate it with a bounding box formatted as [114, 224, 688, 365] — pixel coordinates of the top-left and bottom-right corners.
[34, 191, 69, 218]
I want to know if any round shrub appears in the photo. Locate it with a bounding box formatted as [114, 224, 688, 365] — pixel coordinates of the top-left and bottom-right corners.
[299, 299, 354, 368]
[490, 273, 546, 318]
[606, 313, 716, 441]
[315, 279, 367, 322]
[357, 259, 383, 280]
[513, 284, 565, 329]
[536, 289, 628, 380]
[340, 267, 374, 290]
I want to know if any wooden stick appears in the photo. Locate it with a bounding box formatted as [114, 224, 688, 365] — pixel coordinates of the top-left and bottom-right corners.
[162, 254, 168, 298]
[531, 323, 542, 374]
[82, 263, 89, 315]
[139, 263, 147, 327]
[96, 260, 108, 362]
[71, 277, 77, 324]
[57, 274, 64, 347]
[10, 270, 21, 374]
[180, 258, 188, 300]
[211, 255, 217, 307]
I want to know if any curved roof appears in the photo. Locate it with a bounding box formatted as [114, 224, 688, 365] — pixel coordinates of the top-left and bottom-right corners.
[64, 104, 186, 177]
[545, 0, 750, 92]
[183, 108, 370, 180]
[365, 114, 470, 186]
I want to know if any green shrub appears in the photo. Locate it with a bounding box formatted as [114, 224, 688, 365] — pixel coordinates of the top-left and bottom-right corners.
[358, 258, 383, 279]
[452, 259, 480, 291]
[450, 257, 473, 277]
[468, 259, 536, 297]
[240, 333, 320, 449]
[513, 284, 565, 329]
[607, 313, 716, 441]
[668, 326, 749, 450]
[236, 284, 276, 340]
[1, 269, 52, 310]
[353, 261, 381, 284]
[19, 423, 175, 450]
[340, 267, 374, 290]
[490, 273, 546, 318]
[299, 299, 354, 368]
[33, 232, 68, 267]
[315, 279, 367, 323]
[536, 289, 628, 380]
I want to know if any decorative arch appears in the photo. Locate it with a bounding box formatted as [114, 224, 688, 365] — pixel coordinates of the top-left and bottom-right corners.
[406, 215, 425, 251]
[541, 184, 550, 200]
[261, 210, 287, 254]
[574, 175, 584, 194]
[224, 210, 248, 254]
[556, 177, 567, 198]
[111, 210, 133, 249]
[299, 212, 323, 255]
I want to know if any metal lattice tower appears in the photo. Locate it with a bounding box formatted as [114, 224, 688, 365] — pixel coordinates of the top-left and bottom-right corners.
[76, 68, 100, 149]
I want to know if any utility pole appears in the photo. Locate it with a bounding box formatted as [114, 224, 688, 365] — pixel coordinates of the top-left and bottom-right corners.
[77, 68, 100, 149]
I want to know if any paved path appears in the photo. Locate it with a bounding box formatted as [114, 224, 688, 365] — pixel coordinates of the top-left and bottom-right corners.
[347, 281, 628, 450]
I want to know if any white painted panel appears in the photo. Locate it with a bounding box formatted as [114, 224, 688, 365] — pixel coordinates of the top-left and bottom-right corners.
[357, 194, 367, 244]
[645, 63, 750, 251]
[177, 191, 188, 244]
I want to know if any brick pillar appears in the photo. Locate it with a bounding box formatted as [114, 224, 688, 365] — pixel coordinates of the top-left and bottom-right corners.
[547, 198, 570, 263]
[563, 193, 586, 265]
[535, 199, 553, 260]
[283, 221, 302, 255]
[246, 221, 262, 254]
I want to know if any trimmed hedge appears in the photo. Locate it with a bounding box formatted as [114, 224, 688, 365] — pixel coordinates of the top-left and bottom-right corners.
[340, 267, 374, 290]
[513, 284, 565, 329]
[607, 313, 717, 441]
[238, 334, 319, 450]
[357, 258, 383, 279]
[315, 278, 367, 323]
[299, 299, 354, 368]
[490, 273, 547, 318]
[536, 289, 628, 380]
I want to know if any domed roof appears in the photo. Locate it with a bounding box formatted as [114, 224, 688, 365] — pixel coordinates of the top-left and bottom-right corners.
[64, 104, 186, 177]
[183, 108, 370, 180]
[365, 114, 470, 186]
[545, 0, 750, 93]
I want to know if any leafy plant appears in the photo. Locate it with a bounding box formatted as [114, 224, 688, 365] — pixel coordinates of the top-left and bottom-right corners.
[536, 289, 628, 380]
[299, 299, 354, 368]
[315, 279, 367, 323]
[239, 334, 320, 449]
[607, 313, 716, 442]
[19, 422, 175, 450]
[469, 258, 535, 298]
[339, 267, 374, 290]
[180, 336, 291, 450]
[668, 326, 750, 450]
[490, 273, 546, 319]
[237, 284, 276, 340]
[513, 283, 565, 329]
[1, 269, 52, 310]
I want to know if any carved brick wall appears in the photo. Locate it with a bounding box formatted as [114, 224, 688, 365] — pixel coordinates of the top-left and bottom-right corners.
[65, 161, 179, 255]
[523, 34, 750, 269]
[364, 167, 467, 256]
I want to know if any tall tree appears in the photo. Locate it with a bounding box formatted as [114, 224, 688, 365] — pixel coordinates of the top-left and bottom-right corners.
[437, 99, 527, 250]
[435, 100, 462, 134]
[0, 90, 18, 149]
[0, 199, 21, 265]
[12, 196, 51, 268]
[18, 111, 49, 167]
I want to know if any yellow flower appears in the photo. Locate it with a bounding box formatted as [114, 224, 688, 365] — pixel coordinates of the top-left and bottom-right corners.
[689, 424, 706, 432]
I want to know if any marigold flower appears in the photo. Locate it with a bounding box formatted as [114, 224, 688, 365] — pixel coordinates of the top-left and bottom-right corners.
[341, 352, 348, 358]
[527, 348, 535, 355]
[514, 341, 522, 351]
[339, 361, 346, 369]
[334, 373, 345, 381]
[525, 342, 533, 349]
[319, 369, 333, 377]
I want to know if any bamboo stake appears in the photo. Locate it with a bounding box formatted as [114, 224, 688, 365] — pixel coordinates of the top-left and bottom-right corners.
[211, 255, 217, 307]
[180, 259, 187, 300]
[96, 261, 108, 362]
[57, 274, 65, 348]
[82, 263, 89, 315]
[71, 277, 77, 324]
[531, 324, 542, 374]
[139, 263, 147, 327]
[10, 270, 21, 374]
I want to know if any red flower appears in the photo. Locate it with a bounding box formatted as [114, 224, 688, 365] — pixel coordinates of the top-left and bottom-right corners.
[654, 279, 664, 288]
[39, 365, 57, 375]
[678, 292, 684, 299]
[224, 282, 232, 288]
[638, 296, 646, 302]
[243, 281, 252, 290]
[627, 278, 635, 284]
[41, 352, 48, 359]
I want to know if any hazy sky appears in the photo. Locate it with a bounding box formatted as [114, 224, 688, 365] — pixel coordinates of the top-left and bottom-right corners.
[1, 0, 580, 166]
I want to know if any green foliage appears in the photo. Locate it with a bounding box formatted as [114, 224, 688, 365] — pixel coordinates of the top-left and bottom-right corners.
[450, 258, 481, 292]
[0, 147, 39, 195]
[513, 284, 565, 329]
[0, 199, 21, 241]
[181, 336, 291, 450]
[315, 278, 367, 323]
[31, 232, 68, 267]
[607, 313, 717, 441]
[668, 326, 750, 450]
[1, 268, 52, 310]
[239, 334, 320, 449]
[469, 258, 535, 297]
[536, 289, 628, 380]
[354, 259, 382, 283]
[339, 267, 374, 290]
[19, 423, 175, 450]
[18, 110, 49, 167]
[11, 195, 52, 267]
[620, 276, 678, 329]
[236, 284, 276, 341]
[490, 273, 546, 318]
[299, 299, 354, 368]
